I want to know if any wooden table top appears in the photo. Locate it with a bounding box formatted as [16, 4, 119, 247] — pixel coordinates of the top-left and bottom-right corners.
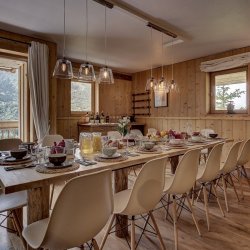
[0, 139, 232, 194]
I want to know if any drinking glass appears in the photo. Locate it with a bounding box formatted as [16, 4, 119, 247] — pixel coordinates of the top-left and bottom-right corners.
[79, 132, 93, 155]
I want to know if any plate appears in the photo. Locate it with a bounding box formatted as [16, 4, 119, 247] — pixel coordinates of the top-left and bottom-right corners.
[98, 153, 122, 159]
[46, 161, 73, 169]
[5, 155, 31, 162]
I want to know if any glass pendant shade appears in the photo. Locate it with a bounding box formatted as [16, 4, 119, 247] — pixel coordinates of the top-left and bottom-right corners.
[98, 67, 114, 84]
[53, 58, 73, 79]
[170, 79, 178, 91]
[155, 77, 169, 92]
[78, 62, 96, 81]
[145, 77, 157, 91]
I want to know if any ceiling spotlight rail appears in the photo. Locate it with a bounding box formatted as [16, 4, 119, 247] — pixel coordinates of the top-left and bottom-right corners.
[147, 22, 177, 39]
[92, 0, 113, 9]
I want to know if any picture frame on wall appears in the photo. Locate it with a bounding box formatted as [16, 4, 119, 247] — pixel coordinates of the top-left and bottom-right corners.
[154, 91, 168, 107]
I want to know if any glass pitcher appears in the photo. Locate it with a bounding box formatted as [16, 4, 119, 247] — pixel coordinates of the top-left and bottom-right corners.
[79, 132, 93, 154]
[92, 132, 102, 153]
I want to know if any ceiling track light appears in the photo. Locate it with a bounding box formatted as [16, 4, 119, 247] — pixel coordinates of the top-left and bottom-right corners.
[147, 22, 177, 38]
[92, 0, 113, 9]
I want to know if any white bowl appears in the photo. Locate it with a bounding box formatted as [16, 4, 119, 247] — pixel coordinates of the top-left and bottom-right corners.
[169, 139, 185, 145]
[191, 136, 202, 142]
[103, 147, 117, 157]
[144, 142, 155, 150]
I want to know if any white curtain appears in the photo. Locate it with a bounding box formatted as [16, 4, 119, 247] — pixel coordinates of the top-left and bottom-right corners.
[200, 52, 250, 72]
[28, 41, 50, 143]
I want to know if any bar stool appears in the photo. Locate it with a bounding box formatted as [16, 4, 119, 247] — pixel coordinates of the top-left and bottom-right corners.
[22, 170, 113, 249]
[100, 156, 168, 250]
[163, 149, 201, 250]
[196, 143, 225, 231]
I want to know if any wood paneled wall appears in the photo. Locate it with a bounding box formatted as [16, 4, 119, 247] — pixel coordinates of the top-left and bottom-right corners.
[132, 46, 250, 148]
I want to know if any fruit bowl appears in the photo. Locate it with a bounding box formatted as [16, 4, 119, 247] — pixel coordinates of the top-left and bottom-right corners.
[209, 133, 218, 138]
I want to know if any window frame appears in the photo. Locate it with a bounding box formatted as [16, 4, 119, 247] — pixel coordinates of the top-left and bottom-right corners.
[70, 79, 95, 115]
[210, 66, 248, 114]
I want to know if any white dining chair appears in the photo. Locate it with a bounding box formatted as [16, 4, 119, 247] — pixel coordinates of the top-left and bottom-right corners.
[147, 128, 157, 135]
[107, 131, 122, 140]
[100, 156, 168, 250]
[236, 139, 250, 198]
[22, 170, 113, 250]
[41, 134, 63, 147]
[130, 129, 143, 138]
[163, 149, 201, 250]
[196, 143, 225, 231]
[218, 141, 243, 212]
[0, 191, 27, 247]
[200, 129, 215, 163]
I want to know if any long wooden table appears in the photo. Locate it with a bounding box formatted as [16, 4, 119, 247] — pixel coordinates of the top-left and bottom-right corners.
[0, 139, 232, 248]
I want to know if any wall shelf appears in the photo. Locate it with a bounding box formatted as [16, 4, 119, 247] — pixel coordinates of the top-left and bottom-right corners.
[132, 92, 151, 116]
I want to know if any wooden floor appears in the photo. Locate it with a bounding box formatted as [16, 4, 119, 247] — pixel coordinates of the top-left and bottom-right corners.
[1, 168, 250, 250]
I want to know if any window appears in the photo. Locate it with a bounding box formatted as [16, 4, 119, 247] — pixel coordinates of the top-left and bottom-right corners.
[71, 80, 93, 113]
[210, 67, 247, 113]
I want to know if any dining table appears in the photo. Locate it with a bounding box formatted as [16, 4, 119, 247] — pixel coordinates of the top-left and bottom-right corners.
[0, 138, 233, 249]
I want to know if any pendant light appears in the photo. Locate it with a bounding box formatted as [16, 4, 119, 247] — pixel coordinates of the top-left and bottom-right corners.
[145, 27, 157, 91]
[53, 0, 73, 79]
[155, 33, 169, 93]
[78, 0, 95, 82]
[170, 38, 177, 92]
[97, 4, 114, 84]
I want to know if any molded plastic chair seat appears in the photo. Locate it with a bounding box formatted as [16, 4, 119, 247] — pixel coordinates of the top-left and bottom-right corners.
[196, 164, 207, 180]
[41, 134, 63, 147]
[113, 189, 132, 215]
[23, 170, 113, 250]
[22, 218, 49, 249]
[0, 191, 27, 213]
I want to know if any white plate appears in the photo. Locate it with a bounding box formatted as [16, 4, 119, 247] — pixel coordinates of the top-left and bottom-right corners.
[98, 153, 122, 159]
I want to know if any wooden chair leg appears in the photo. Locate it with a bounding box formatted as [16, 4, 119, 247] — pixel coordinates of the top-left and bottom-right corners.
[222, 175, 229, 212]
[149, 211, 166, 250]
[195, 187, 202, 203]
[12, 210, 26, 248]
[131, 216, 136, 250]
[49, 184, 55, 210]
[92, 238, 100, 250]
[172, 195, 178, 250]
[228, 174, 240, 202]
[202, 184, 210, 231]
[237, 168, 244, 199]
[211, 182, 225, 217]
[186, 195, 201, 236]
[100, 214, 115, 250]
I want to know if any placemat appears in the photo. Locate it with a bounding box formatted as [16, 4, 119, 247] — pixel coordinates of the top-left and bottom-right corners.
[35, 162, 79, 174]
[0, 157, 33, 166]
[137, 148, 163, 154]
[94, 155, 128, 163]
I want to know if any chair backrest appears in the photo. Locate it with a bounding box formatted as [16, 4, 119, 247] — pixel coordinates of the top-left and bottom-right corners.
[41, 134, 63, 147]
[107, 131, 122, 140]
[197, 143, 224, 182]
[123, 156, 168, 216]
[220, 141, 242, 174]
[237, 139, 250, 166]
[41, 170, 113, 249]
[200, 128, 215, 138]
[148, 128, 157, 135]
[130, 129, 143, 138]
[165, 149, 201, 194]
[0, 138, 22, 151]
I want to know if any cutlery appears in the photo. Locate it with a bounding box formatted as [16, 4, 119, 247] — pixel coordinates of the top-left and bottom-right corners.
[75, 159, 96, 166]
[4, 163, 36, 171]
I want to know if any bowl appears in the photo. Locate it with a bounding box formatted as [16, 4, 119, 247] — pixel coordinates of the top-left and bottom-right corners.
[144, 142, 155, 150]
[48, 153, 67, 166]
[10, 149, 27, 159]
[103, 147, 117, 157]
[209, 133, 218, 138]
[191, 135, 202, 142]
[169, 139, 185, 145]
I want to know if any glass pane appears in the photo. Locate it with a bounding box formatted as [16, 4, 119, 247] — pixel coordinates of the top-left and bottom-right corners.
[71, 81, 92, 112]
[0, 70, 19, 120]
[215, 71, 247, 110]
